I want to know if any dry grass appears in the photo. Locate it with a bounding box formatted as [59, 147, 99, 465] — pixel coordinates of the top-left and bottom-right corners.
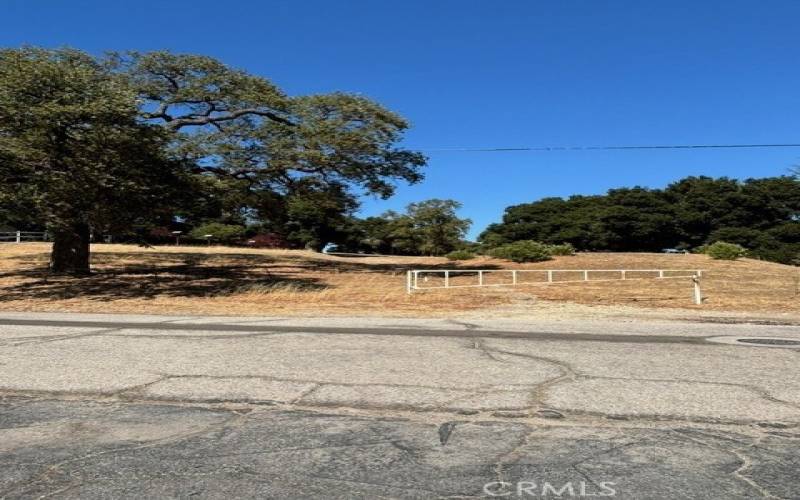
[0, 243, 798, 318]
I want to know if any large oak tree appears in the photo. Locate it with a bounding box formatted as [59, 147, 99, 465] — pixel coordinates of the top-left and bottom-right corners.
[0, 48, 425, 273]
[117, 51, 425, 251]
[0, 47, 191, 273]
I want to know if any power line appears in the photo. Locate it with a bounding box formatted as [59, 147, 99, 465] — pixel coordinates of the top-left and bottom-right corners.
[419, 143, 800, 153]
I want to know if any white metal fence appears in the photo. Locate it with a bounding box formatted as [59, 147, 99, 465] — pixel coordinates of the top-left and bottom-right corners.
[406, 268, 705, 304]
[0, 231, 48, 242]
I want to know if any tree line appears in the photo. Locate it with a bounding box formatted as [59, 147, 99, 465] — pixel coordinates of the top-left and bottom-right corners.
[176, 198, 472, 256]
[3, 48, 798, 271]
[479, 175, 800, 264]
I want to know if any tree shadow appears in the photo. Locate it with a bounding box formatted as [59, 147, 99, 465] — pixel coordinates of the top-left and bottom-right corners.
[0, 252, 326, 302]
[87, 251, 501, 273]
[0, 249, 501, 302]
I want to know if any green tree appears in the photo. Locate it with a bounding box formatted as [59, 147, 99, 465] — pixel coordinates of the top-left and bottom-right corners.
[346, 215, 399, 254]
[488, 240, 553, 263]
[118, 51, 426, 250]
[598, 187, 678, 251]
[384, 211, 422, 255]
[445, 250, 476, 261]
[283, 181, 358, 250]
[704, 241, 748, 260]
[0, 47, 191, 273]
[481, 175, 800, 264]
[479, 195, 611, 251]
[1, 48, 426, 271]
[347, 200, 471, 256]
[405, 199, 471, 255]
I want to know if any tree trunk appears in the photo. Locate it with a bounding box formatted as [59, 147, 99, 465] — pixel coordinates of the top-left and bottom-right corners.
[49, 222, 91, 274]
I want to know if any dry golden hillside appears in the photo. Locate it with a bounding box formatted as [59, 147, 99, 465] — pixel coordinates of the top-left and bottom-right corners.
[0, 243, 797, 317]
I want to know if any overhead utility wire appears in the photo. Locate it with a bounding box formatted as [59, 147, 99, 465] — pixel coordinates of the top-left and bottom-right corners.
[420, 143, 800, 152]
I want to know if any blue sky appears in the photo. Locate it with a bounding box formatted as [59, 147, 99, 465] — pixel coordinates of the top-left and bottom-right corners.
[4, 0, 800, 239]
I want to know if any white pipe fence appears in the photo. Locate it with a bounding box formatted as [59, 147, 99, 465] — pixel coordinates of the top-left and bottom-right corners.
[406, 269, 705, 304]
[0, 231, 48, 242]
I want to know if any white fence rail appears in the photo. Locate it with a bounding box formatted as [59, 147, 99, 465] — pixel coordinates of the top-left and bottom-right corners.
[406, 269, 705, 304]
[0, 231, 48, 242]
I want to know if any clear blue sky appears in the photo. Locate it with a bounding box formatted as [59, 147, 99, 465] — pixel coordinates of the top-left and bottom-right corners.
[4, 0, 800, 239]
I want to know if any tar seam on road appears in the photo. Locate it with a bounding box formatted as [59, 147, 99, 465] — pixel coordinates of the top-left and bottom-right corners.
[0, 318, 713, 345]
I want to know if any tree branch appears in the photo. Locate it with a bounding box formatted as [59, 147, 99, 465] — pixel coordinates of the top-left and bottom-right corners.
[141, 102, 173, 122]
[166, 108, 294, 130]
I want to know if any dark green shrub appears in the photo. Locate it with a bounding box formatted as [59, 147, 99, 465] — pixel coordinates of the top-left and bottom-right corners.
[488, 240, 553, 263]
[707, 227, 767, 249]
[704, 241, 748, 260]
[547, 243, 576, 256]
[445, 250, 476, 261]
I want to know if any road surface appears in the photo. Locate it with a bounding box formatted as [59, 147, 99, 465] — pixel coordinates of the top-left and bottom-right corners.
[1, 312, 799, 499]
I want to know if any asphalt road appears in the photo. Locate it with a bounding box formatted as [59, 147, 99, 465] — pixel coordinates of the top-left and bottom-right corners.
[1, 312, 799, 499]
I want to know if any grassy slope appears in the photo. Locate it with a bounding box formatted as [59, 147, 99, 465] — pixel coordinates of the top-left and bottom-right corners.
[0, 243, 797, 317]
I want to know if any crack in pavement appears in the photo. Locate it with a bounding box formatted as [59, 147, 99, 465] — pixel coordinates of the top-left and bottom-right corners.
[113, 374, 179, 398]
[2, 327, 797, 428]
[4, 379, 797, 428]
[291, 383, 320, 404]
[446, 319, 481, 331]
[569, 438, 642, 469]
[680, 428, 791, 460]
[123, 373, 528, 393]
[104, 330, 288, 340]
[480, 343, 800, 417]
[480, 344, 579, 408]
[199, 439, 397, 460]
[581, 375, 800, 413]
[469, 338, 507, 363]
[492, 427, 539, 484]
[0, 407, 248, 499]
[531, 406, 800, 427]
[3, 398, 795, 499]
[571, 463, 605, 492]
[0, 327, 123, 347]
[673, 428, 784, 499]
[300, 472, 444, 497]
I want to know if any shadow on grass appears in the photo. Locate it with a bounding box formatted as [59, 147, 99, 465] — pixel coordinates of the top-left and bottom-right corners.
[10, 250, 503, 272]
[0, 255, 325, 302]
[0, 250, 502, 302]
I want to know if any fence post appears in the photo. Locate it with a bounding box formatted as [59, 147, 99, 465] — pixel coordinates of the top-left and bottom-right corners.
[445, 271, 450, 288]
[16, 231, 21, 243]
[692, 275, 703, 305]
[547, 270, 553, 283]
[659, 270, 664, 278]
[406, 271, 413, 295]
[478, 271, 483, 286]
[512, 270, 517, 285]
[621, 270, 626, 280]
[583, 270, 588, 281]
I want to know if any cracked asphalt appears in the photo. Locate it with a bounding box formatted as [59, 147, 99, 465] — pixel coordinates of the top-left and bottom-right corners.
[1, 312, 799, 499]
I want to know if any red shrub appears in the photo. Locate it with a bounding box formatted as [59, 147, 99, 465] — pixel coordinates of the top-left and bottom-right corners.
[245, 233, 288, 248]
